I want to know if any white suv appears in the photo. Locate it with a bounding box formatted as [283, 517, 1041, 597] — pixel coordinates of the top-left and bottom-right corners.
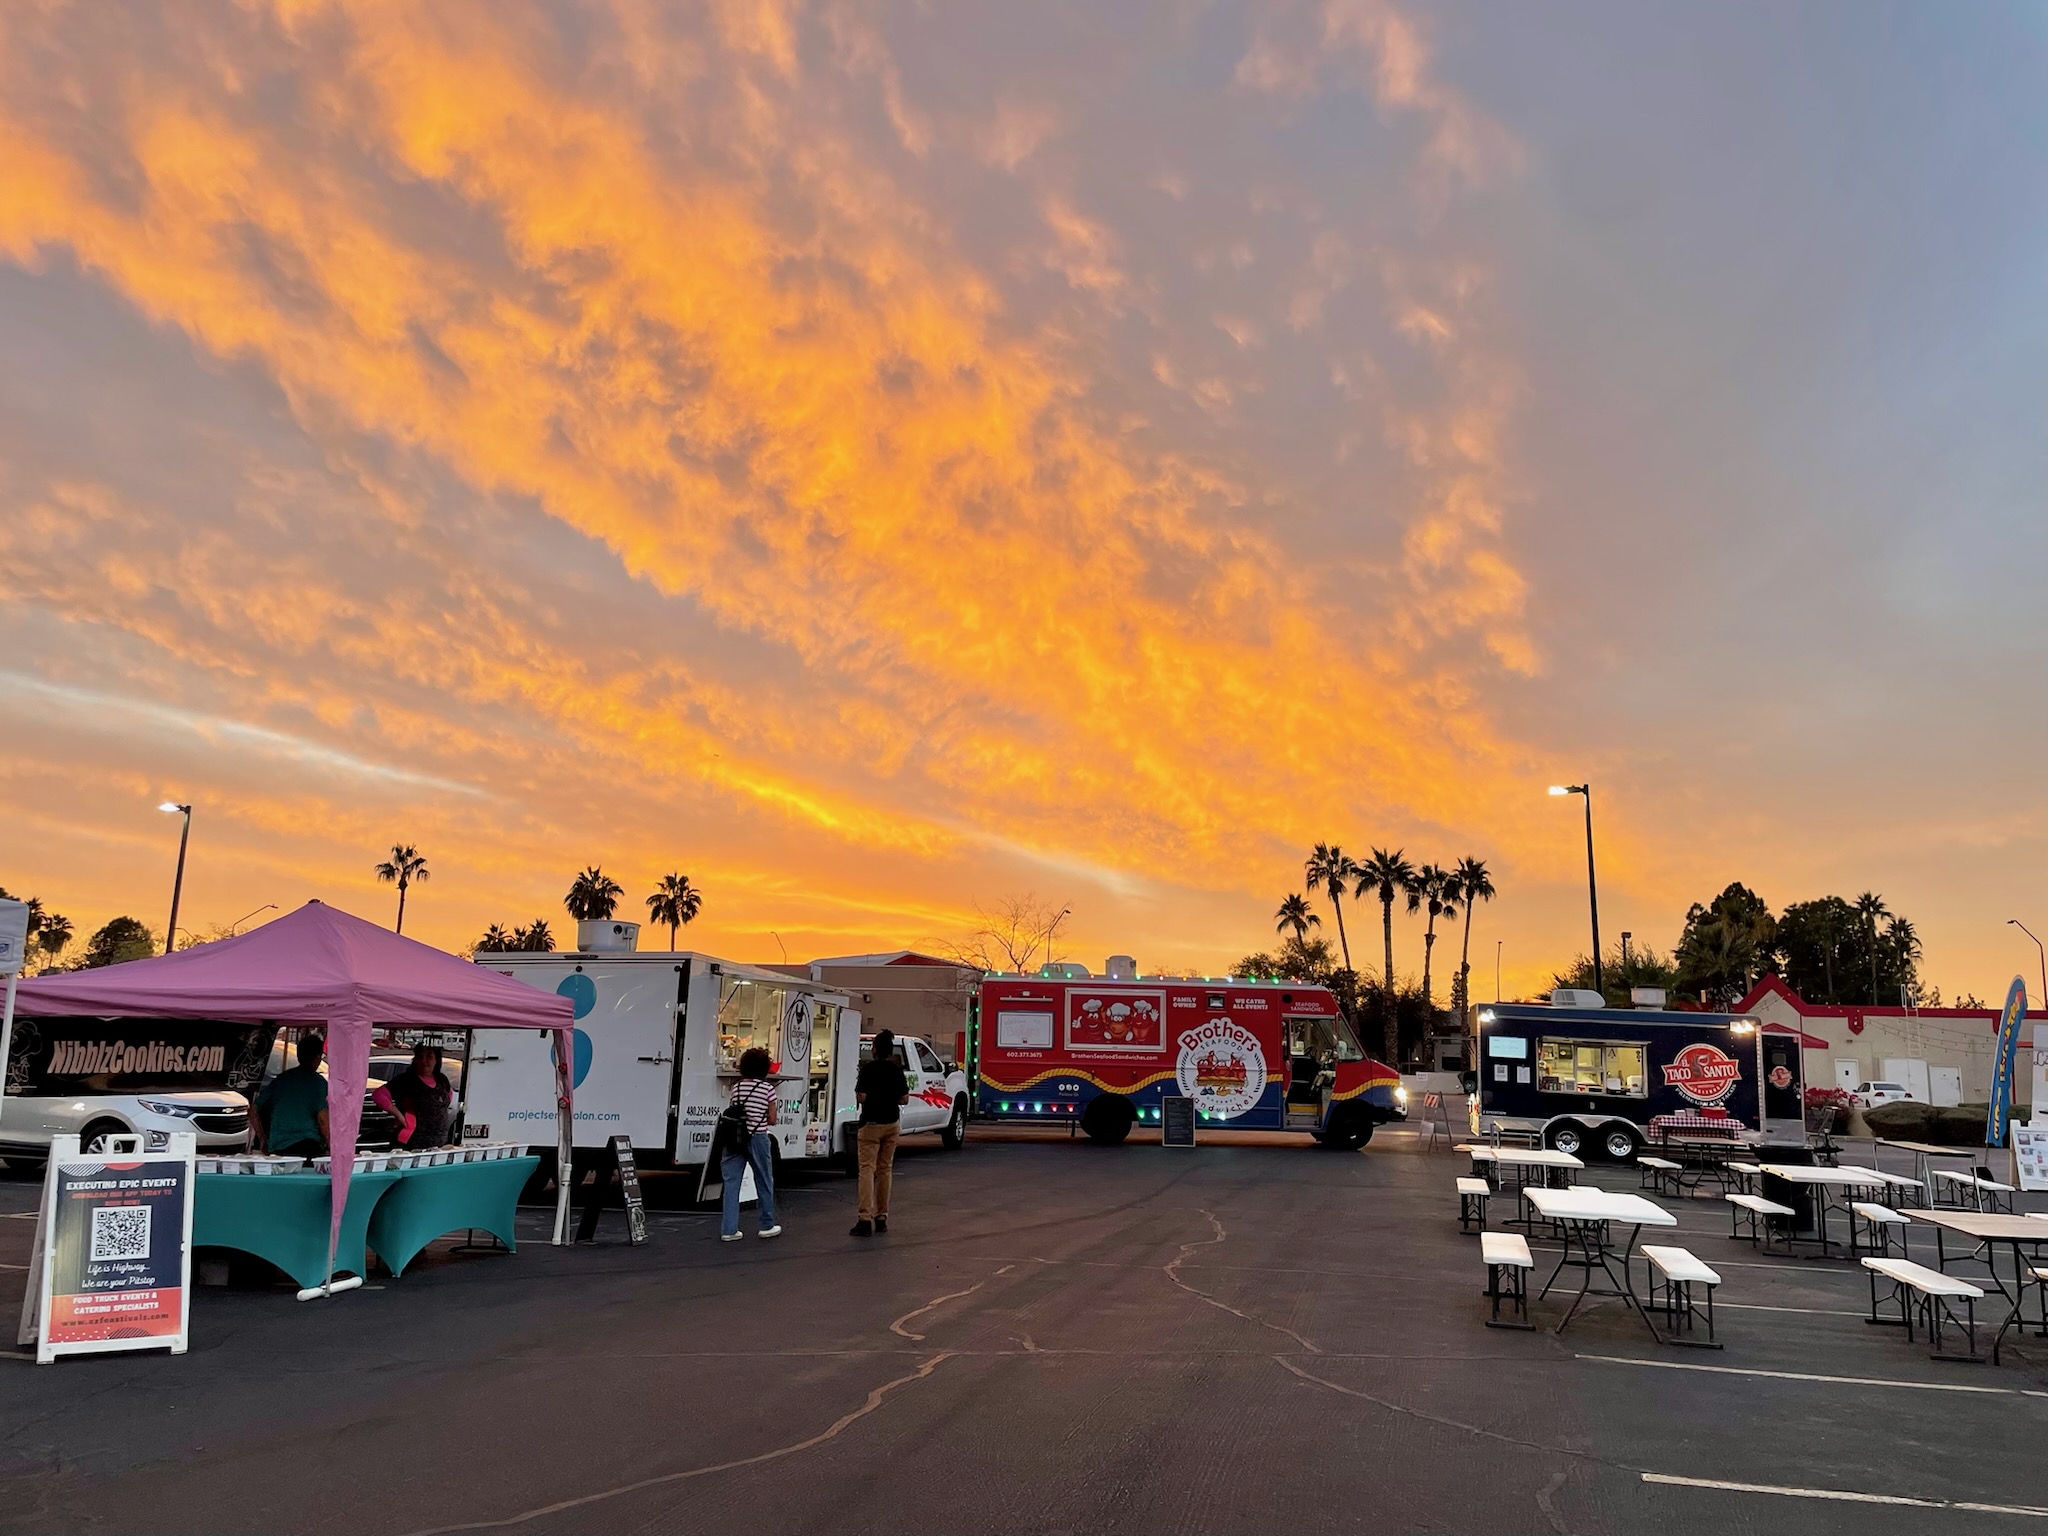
[0, 1090, 251, 1168]
[1852, 1081, 1915, 1108]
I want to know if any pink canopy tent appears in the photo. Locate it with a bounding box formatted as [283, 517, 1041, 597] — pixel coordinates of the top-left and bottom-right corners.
[12, 901, 575, 1281]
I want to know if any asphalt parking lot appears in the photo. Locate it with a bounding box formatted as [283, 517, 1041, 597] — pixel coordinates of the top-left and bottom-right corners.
[1, 1127, 2045, 1536]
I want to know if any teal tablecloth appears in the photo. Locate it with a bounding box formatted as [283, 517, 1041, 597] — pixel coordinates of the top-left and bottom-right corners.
[193, 1170, 400, 1290]
[366, 1157, 540, 1277]
[192, 1157, 540, 1288]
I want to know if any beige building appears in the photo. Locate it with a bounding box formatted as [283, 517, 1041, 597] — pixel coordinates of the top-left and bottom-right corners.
[768, 952, 979, 1068]
[1738, 976, 2037, 1108]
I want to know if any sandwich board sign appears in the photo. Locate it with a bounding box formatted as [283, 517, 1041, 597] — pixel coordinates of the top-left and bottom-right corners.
[2013, 1125, 2048, 1194]
[18, 1132, 195, 1364]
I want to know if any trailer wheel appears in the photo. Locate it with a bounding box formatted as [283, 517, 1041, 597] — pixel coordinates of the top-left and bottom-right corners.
[1545, 1122, 1586, 1158]
[1602, 1125, 1640, 1163]
[940, 1099, 969, 1151]
[1080, 1095, 1135, 1145]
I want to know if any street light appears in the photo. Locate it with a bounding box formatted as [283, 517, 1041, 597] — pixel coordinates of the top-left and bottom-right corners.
[2009, 920, 2047, 1008]
[229, 903, 277, 935]
[1549, 784, 1602, 997]
[159, 802, 192, 956]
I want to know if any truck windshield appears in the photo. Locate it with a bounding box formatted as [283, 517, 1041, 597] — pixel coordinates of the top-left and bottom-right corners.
[1285, 1015, 1365, 1063]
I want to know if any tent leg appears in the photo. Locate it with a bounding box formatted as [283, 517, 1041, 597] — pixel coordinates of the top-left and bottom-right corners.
[552, 1072, 573, 1247]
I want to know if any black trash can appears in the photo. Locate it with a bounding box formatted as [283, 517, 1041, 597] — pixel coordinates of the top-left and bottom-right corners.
[1758, 1143, 1816, 1235]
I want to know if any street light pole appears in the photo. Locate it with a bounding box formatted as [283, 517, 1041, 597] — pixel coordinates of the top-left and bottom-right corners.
[1495, 940, 1502, 1003]
[1550, 784, 1601, 996]
[2010, 920, 2047, 1008]
[229, 903, 277, 935]
[159, 802, 192, 955]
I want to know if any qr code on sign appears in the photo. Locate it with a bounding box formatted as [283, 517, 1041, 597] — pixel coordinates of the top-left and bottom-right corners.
[89, 1205, 151, 1262]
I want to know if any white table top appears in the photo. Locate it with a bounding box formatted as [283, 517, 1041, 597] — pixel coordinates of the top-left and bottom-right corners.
[1912, 1208, 2048, 1242]
[1758, 1164, 1891, 1188]
[1831, 1165, 1923, 1189]
[1876, 1139, 1976, 1159]
[1523, 1187, 1677, 1226]
[1459, 1145, 1586, 1169]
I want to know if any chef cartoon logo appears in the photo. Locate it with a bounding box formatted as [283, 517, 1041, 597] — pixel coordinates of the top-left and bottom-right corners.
[1066, 989, 1166, 1052]
[1663, 1043, 1741, 1106]
[1175, 1019, 1266, 1119]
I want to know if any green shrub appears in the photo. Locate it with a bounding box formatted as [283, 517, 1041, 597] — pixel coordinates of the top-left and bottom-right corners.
[1932, 1104, 1989, 1147]
[1863, 1101, 1935, 1139]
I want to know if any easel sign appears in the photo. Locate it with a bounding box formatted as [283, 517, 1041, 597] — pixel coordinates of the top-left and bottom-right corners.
[18, 1132, 196, 1365]
[2013, 1126, 2048, 1194]
[572, 1135, 650, 1244]
[1160, 1094, 1197, 1148]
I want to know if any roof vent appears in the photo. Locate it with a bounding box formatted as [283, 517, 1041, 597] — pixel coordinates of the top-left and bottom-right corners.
[1549, 988, 1606, 1009]
[1630, 987, 1668, 1009]
[1104, 954, 1137, 981]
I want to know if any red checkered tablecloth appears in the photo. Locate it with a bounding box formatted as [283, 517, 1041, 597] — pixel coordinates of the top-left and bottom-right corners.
[1649, 1111, 1744, 1140]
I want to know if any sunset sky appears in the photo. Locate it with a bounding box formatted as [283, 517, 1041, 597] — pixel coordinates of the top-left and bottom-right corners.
[4, 1, 2045, 1000]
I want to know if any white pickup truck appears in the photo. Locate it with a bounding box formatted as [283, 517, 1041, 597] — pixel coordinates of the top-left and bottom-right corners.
[859, 1033, 970, 1150]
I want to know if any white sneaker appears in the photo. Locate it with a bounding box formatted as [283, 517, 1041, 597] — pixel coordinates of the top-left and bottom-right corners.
[720, 1232, 743, 1242]
[758, 1225, 783, 1239]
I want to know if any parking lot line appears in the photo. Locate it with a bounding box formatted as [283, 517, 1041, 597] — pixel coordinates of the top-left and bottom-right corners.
[1714, 1302, 1869, 1317]
[1643, 1473, 2048, 1517]
[1581, 1354, 2048, 1396]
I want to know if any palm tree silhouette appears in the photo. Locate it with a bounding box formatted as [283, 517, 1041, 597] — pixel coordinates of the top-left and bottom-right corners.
[1854, 891, 1889, 1004]
[475, 924, 514, 953]
[646, 873, 704, 948]
[35, 911, 74, 970]
[513, 919, 556, 953]
[1450, 857, 1496, 1014]
[374, 844, 430, 935]
[1303, 844, 1358, 973]
[564, 867, 624, 922]
[1274, 893, 1320, 946]
[1353, 848, 1417, 995]
[1411, 864, 1459, 1010]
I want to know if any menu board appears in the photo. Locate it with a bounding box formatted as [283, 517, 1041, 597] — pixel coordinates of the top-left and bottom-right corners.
[2013, 1126, 2048, 1193]
[1160, 1094, 1196, 1148]
[613, 1135, 648, 1244]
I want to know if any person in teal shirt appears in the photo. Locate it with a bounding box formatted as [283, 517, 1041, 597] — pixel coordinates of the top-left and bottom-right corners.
[254, 1034, 330, 1157]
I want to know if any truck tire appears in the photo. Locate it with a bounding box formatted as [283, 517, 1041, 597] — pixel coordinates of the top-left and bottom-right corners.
[1080, 1095, 1135, 1145]
[1544, 1121, 1586, 1158]
[1314, 1107, 1375, 1151]
[1601, 1124, 1640, 1163]
[940, 1098, 968, 1151]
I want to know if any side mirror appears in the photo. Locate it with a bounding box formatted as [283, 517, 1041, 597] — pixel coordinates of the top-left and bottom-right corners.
[943, 1061, 958, 1076]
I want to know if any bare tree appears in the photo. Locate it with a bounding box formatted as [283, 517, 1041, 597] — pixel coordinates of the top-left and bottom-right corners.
[935, 895, 1074, 975]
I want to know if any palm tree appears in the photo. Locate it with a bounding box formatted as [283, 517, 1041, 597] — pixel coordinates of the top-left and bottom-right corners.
[513, 919, 556, 953]
[475, 924, 514, 953]
[1353, 848, 1417, 993]
[35, 911, 74, 971]
[1410, 864, 1459, 1009]
[374, 844, 430, 935]
[1274, 893, 1320, 946]
[1303, 844, 1358, 973]
[564, 866, 624, 922]
[1854, 891, 1889, 1004]
[1449, 856, 1496, 1015]
[646, 873, 704, 948]
[1884, 915, 1921, 1002]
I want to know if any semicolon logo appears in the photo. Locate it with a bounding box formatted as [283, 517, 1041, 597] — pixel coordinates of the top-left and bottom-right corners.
[555, 975, 597, 1088]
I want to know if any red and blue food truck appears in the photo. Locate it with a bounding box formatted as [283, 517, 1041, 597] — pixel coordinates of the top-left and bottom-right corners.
[973, 961, 1403, 1147]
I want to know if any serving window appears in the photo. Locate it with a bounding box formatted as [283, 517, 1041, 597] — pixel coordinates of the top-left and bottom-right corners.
[1536, 1038, 1646, 1098]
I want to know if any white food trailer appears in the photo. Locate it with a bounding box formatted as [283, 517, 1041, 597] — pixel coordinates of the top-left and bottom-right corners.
[464, 943, 863, 1170]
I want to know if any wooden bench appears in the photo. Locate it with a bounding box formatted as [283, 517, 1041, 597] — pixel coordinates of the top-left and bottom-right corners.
[1861, 1257, 1986, 1362]
[1725, 1192, 1795, 1253]
[1636, 1156, 1683, 1197]
[1480, 1231, 1534, 1329]
[1640, 1245, 1722, 1348]
[1457, 1176, 1491, 1234]
[1849, 1201, 1909, 1259]
[1726, 1161, 1764, 1196]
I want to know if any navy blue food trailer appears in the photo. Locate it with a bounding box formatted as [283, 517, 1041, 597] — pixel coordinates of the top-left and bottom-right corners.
[1466, 1001, 1806, 1160]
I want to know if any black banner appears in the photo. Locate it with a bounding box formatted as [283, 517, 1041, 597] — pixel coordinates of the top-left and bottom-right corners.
[7, 1019, 275, 1096]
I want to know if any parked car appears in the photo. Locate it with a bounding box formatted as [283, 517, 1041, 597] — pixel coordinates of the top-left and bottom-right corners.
[0, 1090, 251, 1168]
[1852, 1081, 1915, 1108]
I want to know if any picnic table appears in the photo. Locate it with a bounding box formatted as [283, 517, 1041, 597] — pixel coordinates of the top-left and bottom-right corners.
[1522, 1186, 1676, 1339]
[1876, 1139, 1976, 1208]
[1914, 1209, 2048, 1363]
[1650, 1134, 1752, 1194]
[1756, 1164, 1893, 1257]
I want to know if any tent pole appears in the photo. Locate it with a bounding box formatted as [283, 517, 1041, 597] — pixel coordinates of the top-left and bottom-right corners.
[0, 974, 17, 1142]
[552, 1030, 572, 1246]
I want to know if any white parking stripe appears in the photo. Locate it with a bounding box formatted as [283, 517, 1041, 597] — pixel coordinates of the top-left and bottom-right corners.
[1644, 1472, 2048, 1517]
[1581, 1354, 2048, 1396]
[1715, 1302, 1868, 1317]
